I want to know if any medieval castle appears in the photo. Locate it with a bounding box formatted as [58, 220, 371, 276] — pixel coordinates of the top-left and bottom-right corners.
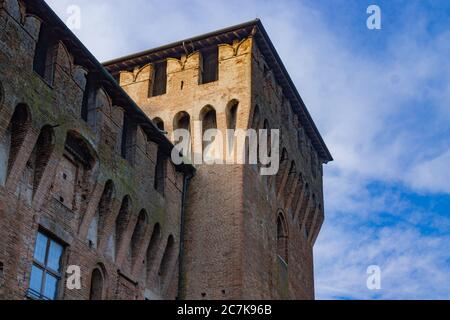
[0, 0, 332, 300]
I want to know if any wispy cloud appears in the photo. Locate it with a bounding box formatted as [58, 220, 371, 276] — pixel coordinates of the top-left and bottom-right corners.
[45, 0, 450, 299]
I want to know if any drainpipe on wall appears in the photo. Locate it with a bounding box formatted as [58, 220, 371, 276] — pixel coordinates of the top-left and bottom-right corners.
[177, 171, 193, 300]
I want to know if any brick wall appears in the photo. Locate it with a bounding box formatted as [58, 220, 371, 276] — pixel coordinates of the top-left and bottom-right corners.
[116, 33, 326, 299]
[0, 0, 188, 300]
[118, 38, 253, 299]
[0, 0, 328, 301]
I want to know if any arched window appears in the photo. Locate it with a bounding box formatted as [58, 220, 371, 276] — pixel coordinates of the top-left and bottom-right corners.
[82, 82, 109, 132]
[146, 223, 161, 281]
[87, 180, 115, 249]
[200, 105, 217, 160]
[277, 213, 288, 264]
[226, 100, 239, 130]
[201, 106, 217, 133]
[173, 111, 191, 158]
[173, 112, 191, 135]
[89, 267, 104, 300]
[158, 235, 175, 281]
[81, 73, 96, 123]
[121, 112, 137, 165]
[114, 195, 132, 260]
[130, 210, 148, 266]
[154, 148, 167, 196]
[153, 117, 165, 131]
[226, 100, 239, 154]
[33, 23, 58, 85]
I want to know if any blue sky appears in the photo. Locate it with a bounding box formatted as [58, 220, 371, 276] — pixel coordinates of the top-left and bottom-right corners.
[46, 0, 450, 299]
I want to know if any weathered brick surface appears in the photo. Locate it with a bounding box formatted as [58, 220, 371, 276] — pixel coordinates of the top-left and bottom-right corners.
[0, 0, 188, 300]
[0, 0, 330, 301]
[110, 31, 329, 299]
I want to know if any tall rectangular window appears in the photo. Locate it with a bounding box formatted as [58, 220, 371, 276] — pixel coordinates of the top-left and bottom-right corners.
[154, 148, 166, 196]
[151, 61, 167, 97]
[33, 24, 58, 85]
[121, 113, 137, 165]
[200, 46, 218, 84]
[28, 231, 64, 300]
[81, 73, 94, 122]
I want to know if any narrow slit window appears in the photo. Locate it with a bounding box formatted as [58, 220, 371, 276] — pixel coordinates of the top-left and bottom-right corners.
[121, 113, 137, 165]
[33, 24, 58, 85]
[173, 112, 192, 159]
[81, 73, 95, 123]
[277, 214, 288, 264]
[201, 106, 217, 160]
[154, 148, 167, 196]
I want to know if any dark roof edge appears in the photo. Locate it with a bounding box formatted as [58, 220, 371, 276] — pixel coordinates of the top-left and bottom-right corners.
[103, 19, 260, 67]
[254, 21, 333, 163]
[102, 19, 333, 163]
[30, 0, 195, 175]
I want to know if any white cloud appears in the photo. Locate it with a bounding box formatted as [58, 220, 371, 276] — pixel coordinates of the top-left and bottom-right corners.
[315, 221, 450, 300]
[407, 150, 450, 194]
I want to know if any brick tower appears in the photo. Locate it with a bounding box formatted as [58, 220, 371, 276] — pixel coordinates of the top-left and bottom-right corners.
[104, 20, 333, 300]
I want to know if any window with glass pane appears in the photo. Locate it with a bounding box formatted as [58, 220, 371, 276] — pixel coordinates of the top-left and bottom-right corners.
[28, 231, 64, 300]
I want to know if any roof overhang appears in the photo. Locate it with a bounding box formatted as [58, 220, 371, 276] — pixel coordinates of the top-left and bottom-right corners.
[23, 0, 195, 175]
[103, 19, 333, 163]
